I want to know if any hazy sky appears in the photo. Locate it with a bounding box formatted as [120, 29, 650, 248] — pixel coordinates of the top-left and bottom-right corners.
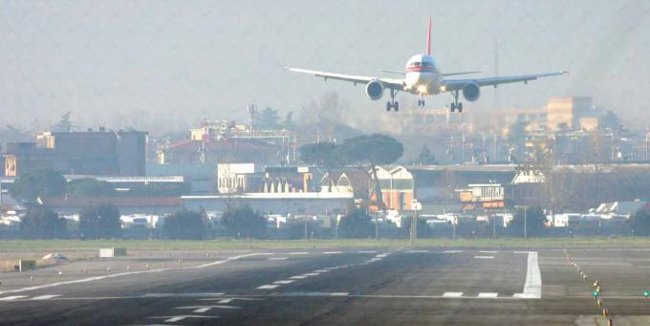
[1, 0, 648, 132]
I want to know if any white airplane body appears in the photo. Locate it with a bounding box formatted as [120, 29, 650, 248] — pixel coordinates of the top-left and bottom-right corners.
[288, 18, 566, 112]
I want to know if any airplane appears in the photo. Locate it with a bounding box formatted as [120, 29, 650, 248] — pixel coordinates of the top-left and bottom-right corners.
[287, 18, 567, 113]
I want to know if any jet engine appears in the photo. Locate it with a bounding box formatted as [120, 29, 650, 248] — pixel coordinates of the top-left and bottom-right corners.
[462, 83, 480, 102]
[365, 80, 385, 100]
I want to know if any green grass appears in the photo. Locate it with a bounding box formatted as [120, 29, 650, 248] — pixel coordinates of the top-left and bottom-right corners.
[1, 237, 649, 251]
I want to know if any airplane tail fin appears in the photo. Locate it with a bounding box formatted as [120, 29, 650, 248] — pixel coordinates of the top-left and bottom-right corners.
[426, 17, 432, 55]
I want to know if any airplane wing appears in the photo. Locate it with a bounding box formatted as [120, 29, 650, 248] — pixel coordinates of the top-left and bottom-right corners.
[443, 71, 567, 91]
[287, 67, 404, 90]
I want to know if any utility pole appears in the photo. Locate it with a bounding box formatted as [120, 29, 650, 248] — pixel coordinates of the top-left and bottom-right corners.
[410, 200, 421, 247]
[452, 216, 457, 240]
[524, 206, 528, 239]
[492, 214, 497, 239]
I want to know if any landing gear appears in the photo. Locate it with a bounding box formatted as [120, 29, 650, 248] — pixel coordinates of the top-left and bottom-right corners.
[417, 98, 426, 107]
[449, 90, 463, 113]
[386, 88, 400, 112]
[386, 101, 399, 111]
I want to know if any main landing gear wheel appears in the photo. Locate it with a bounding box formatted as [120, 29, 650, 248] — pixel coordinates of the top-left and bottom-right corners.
[385, 88, 400, 112]
[449, 90, 463, 113]
[450, 102, 463, 113]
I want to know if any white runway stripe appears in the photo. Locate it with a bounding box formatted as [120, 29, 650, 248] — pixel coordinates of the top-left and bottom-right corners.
[479, 250, 498, 254]
[289, 275, 307, 279]
[477, 292, 499, 298]
[323, 251, 342, 254]
[474, 256, 494, 259]
[30, 295, 61, 300]
[268, 257, 288, 261]
[288, 252, 309, 255]
[443, 250, 463, 253]
[520, 251, 542, 299]
[0, 295, 28, 301]
[442, 292, 463, 297]
[274, 280, 294, 285]
[256, 284, 280, 290]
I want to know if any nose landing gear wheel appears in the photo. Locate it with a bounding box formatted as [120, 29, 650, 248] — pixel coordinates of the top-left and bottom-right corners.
[386, 101, 399, 112]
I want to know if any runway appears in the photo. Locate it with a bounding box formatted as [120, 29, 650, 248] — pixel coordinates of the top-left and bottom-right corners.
[0, 247, 649, 325]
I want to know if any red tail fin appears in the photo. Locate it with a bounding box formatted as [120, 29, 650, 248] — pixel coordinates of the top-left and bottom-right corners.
[426, 17, 432, 55]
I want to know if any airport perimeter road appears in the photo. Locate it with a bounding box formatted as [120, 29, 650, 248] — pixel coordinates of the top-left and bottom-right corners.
[0, 248, 649, 325]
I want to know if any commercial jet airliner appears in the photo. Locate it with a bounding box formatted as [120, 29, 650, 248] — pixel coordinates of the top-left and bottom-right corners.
[288, 18, 566, 112]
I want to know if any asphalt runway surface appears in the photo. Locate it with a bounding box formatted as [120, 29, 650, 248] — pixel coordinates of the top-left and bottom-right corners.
[1, 247, 649, 325]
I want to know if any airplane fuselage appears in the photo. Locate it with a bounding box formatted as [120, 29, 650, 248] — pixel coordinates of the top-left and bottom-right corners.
[404, 54, 444, 96]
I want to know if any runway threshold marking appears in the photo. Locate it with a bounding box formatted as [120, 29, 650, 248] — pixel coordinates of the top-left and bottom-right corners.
[358, 250, 377, 254]
[323, 251, 342, 254]
[479, 250, 498, 254]
[474, 256, 495, 259]
[289, 275, 308, 279]
[443, 250, 463, 253]
[288, 252, 309, 255]
[513, 251, 541, 299]
[442, 292, 463, 297]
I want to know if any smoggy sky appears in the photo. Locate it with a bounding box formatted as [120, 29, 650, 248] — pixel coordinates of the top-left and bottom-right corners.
[1, 0, 648, 133]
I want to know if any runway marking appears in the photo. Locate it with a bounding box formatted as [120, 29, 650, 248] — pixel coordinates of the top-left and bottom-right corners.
[278, 292, 349, 297]
[474, 256, 495, 259]
[479, 250, 498, 254]
[323, 251, 342, 254]
[256, 284, 280, 290]
[288, 252, 309, 255]
[152, 315, 220, 323]
[0, 295, 28, 301]
[477, 292, 499, 298]
[358, 250, 377, 254]
[514, 251, 532, 254]
[143, 293, 224, 298]
[289, 275, 308, 279]
[30, 294, 61, 300]
[0, 253, 271, 296]
[405, 250, 429, 253]
[274, 280, 295, 285]
[516, 251, 541, 299]
[199, 297, 263, 303]
[443, 250, 463, 253]
[176, 305, 241, 313]
[313, 269, 329, 273]
[376, 253, 389, 257]
[442, 292, 464, 297]
[303, 272, 320, 276]
[268, 257, 288, 261]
